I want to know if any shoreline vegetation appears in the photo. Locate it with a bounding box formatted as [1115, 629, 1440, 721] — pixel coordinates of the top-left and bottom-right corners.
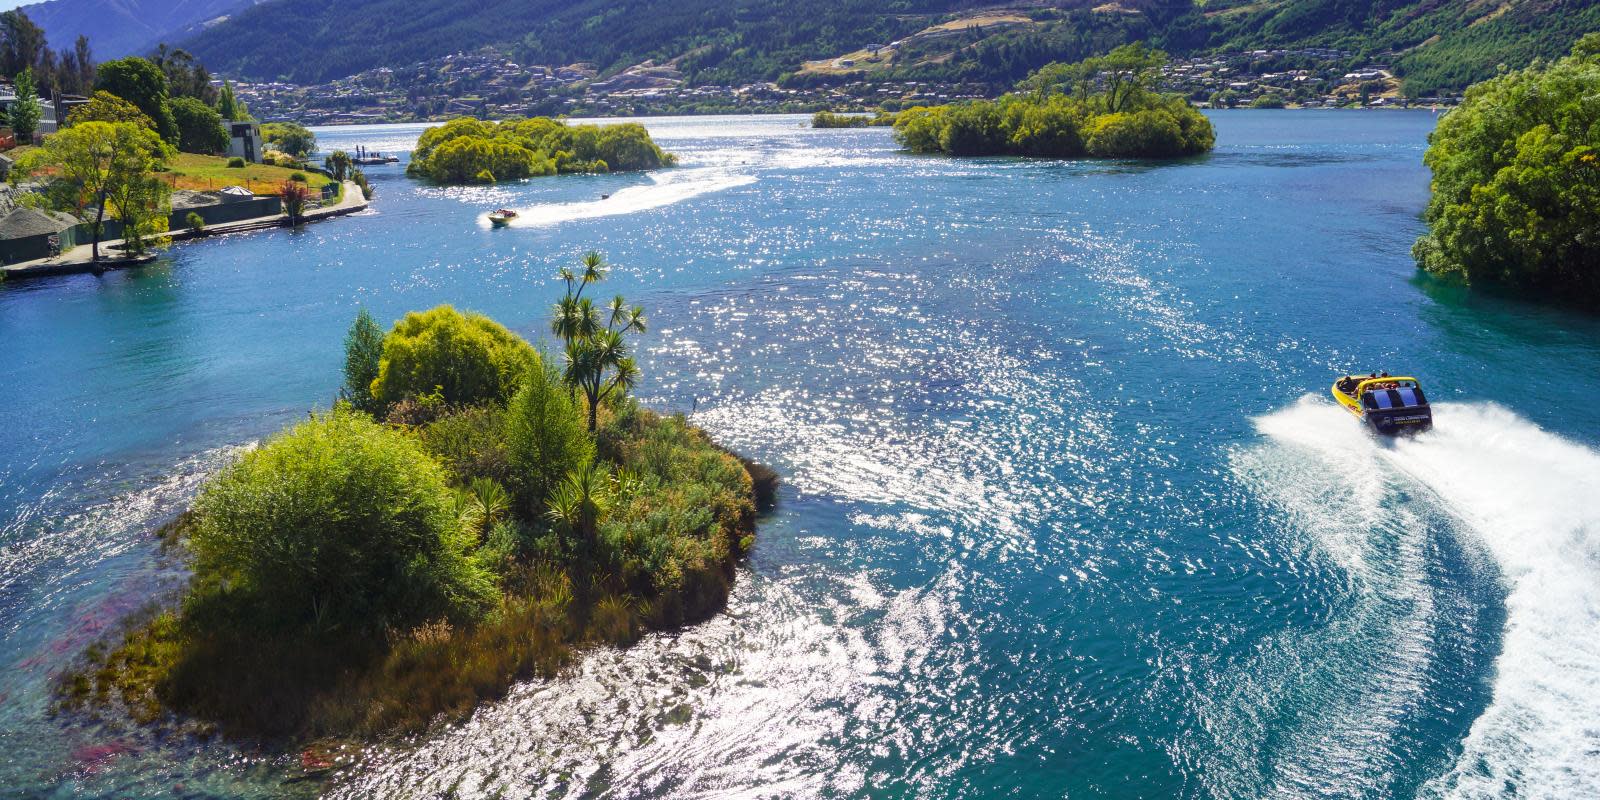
[889, 44, 1214, 160]
[811, 111, 896, 128]
[406, 117, 675, 184]
[1412, 33, 1600, 310]
[57, 252, 776, 741]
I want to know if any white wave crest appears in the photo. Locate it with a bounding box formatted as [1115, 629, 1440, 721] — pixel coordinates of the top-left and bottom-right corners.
[1255, 397, 1600, 799]
[501, 169, 754, 227]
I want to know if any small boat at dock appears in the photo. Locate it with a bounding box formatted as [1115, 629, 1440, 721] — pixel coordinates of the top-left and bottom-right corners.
[1332, 373, 1432, 434]
[488, 208, 518, 226]
[351, 145, 399, 165]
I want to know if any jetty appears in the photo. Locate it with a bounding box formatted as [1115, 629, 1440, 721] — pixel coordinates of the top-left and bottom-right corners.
[352, 144, 399, 166]
[2, 181, 371, 280]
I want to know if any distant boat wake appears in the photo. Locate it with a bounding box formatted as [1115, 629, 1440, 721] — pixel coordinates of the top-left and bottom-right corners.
[1246, 397, 1600, 799]
[508, 169, 755, 227]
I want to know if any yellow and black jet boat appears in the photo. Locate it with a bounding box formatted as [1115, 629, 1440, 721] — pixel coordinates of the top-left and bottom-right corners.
[1332, 373, 1432, 434]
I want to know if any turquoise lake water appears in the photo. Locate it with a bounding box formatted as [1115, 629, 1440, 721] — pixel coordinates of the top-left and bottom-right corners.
[3, 112, 1599, 799]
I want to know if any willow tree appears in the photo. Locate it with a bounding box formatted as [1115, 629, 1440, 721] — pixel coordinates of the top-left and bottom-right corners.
[15, 120, 174, 261]
[1413, 34, 1600, 307]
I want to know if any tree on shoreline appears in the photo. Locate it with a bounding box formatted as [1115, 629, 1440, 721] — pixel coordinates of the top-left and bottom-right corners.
[1413, 34, 1600, 307]
[96, 57, 179, 145]
[262, 121, 316, 159]
[171, 96, 228, 154]
[549, 251, 647, 431]
[14, 120, 174, 261]
[341, 308, 384, 415]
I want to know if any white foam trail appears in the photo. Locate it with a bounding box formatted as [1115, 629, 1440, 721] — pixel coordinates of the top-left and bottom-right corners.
[507, 169, 754, 227]
[1257, 397, 1600, 799]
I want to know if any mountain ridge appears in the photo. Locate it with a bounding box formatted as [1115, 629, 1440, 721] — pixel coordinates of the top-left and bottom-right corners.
[12, 0, 1599, 96]
[18, 0, 256, 60]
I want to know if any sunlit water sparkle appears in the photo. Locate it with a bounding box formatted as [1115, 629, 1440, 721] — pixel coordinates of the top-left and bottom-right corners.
[2, 113, 1599, 799]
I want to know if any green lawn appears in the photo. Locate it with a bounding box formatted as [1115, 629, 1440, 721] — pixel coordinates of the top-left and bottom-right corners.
[164, 153, 335, 195]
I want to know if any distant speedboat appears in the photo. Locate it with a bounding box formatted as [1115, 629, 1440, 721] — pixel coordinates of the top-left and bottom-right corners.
[488, 208, 518, 226]
[1332, 373, 1432, 434]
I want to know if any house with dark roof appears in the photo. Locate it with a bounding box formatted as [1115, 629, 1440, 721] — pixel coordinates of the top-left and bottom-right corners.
[0, 207, 82, 264]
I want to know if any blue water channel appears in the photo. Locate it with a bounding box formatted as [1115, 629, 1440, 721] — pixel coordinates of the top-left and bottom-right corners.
[3, 112, 1599, 799]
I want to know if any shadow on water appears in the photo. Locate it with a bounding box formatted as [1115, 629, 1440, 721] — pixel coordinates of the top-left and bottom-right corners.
[1210, 151, 1381, 168]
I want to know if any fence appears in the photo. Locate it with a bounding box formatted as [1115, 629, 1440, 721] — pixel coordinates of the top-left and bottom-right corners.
[80, 196, 284, 243]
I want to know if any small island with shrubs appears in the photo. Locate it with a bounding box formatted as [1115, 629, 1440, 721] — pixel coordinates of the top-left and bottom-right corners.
[60, 252, 775, 741]
[892, 44, 1214, 160]
[407, 117, 677, 184]
[811, 110, 896, 128]
[1412, 33, 1600, 310]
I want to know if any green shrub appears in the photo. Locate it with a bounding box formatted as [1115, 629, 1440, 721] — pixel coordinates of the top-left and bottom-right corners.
[370, 305, 537, 409]
[505, 363, 593, 514]
[290, 171, 308, 182]
[418, 404, 513, 488]
[1413, 34, 1600, 307]
[227, 157, 245, 168]
[597, 406, 754, 625]
[185, 211, 205, 233]
[186, 408, 496, 633]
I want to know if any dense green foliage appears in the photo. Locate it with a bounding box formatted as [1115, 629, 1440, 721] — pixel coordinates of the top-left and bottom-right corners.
[8, 67, 41, 140]
[370, 305, 538, 409]
[341, 309, 384, 415]
[595, 404, 756, 620]
[179, 0, 1598, 95]
[187, 408, 496, 633]
[812, 111, 895, 128]
[407, 117, 675, 184]
[95, 56, 179, 144]
[169, 96, 227, 155]
[895, 47, 1213, 159]
[14, 120, 175, 261]
[260, 121, 316, 158]
[217, 80, 249, 121]
[64, 275, 768, 737]
[1412, 36, 1600, 309]
[65, 91, 155, 127]
[505, 361, 594, 517]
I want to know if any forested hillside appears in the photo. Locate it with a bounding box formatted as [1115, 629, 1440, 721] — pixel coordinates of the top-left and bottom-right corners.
[178, 0, 1599, 95]
[182, 0, 981, 85]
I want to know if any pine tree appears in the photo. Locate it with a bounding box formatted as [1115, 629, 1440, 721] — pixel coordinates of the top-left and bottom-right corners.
[9, 67, 42, 141]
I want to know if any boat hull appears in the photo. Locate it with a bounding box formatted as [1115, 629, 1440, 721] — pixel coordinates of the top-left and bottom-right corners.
[1331, 381, 1432, 436]
[1364, 407, 1432, 435]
